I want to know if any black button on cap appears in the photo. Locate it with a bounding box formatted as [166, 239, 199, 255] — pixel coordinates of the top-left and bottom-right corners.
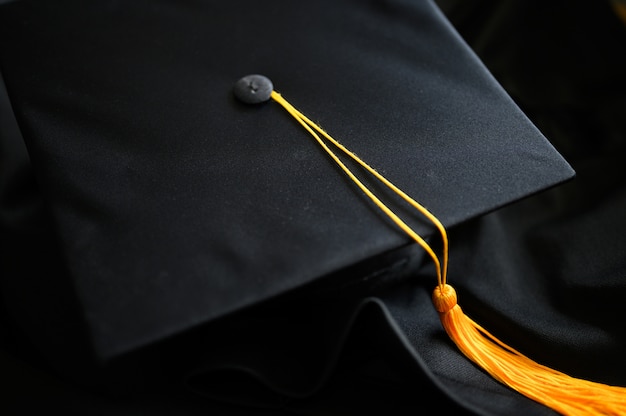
[233, 74, 273, 104]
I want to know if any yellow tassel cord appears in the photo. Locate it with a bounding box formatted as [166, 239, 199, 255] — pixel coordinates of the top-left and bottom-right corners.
[270, 90, 626, 415]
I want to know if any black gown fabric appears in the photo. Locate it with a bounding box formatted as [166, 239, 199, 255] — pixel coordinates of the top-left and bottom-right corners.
[0, 0, 624, 415]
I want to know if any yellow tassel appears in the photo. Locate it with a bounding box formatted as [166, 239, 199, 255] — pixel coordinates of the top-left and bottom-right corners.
[268, 88, 626, 416]
[432, 284, 626, 416]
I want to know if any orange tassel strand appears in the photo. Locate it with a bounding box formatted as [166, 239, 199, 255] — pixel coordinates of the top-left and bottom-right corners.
[269, 88, 626, 416]
[433, 284, 626, 416]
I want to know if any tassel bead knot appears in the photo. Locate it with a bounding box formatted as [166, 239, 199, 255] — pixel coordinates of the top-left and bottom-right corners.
[432, 284, 457, 313]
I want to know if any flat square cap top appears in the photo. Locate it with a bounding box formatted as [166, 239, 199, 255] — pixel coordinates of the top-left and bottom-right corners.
[0, 0, 574, 359]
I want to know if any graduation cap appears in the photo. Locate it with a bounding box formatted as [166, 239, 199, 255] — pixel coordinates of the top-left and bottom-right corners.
[1, 0, 624, 414]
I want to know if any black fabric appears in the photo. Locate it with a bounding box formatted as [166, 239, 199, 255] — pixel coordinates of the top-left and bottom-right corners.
[438, 0, 626, 387]
[1, 0, 624, 415]
[0, 0, 572, 361]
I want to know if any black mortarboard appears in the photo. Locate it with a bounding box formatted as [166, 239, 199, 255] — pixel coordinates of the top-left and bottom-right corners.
[4, 0, 621, 414]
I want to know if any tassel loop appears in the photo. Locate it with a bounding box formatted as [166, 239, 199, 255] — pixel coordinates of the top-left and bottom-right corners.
[258, 83, 626, 416]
